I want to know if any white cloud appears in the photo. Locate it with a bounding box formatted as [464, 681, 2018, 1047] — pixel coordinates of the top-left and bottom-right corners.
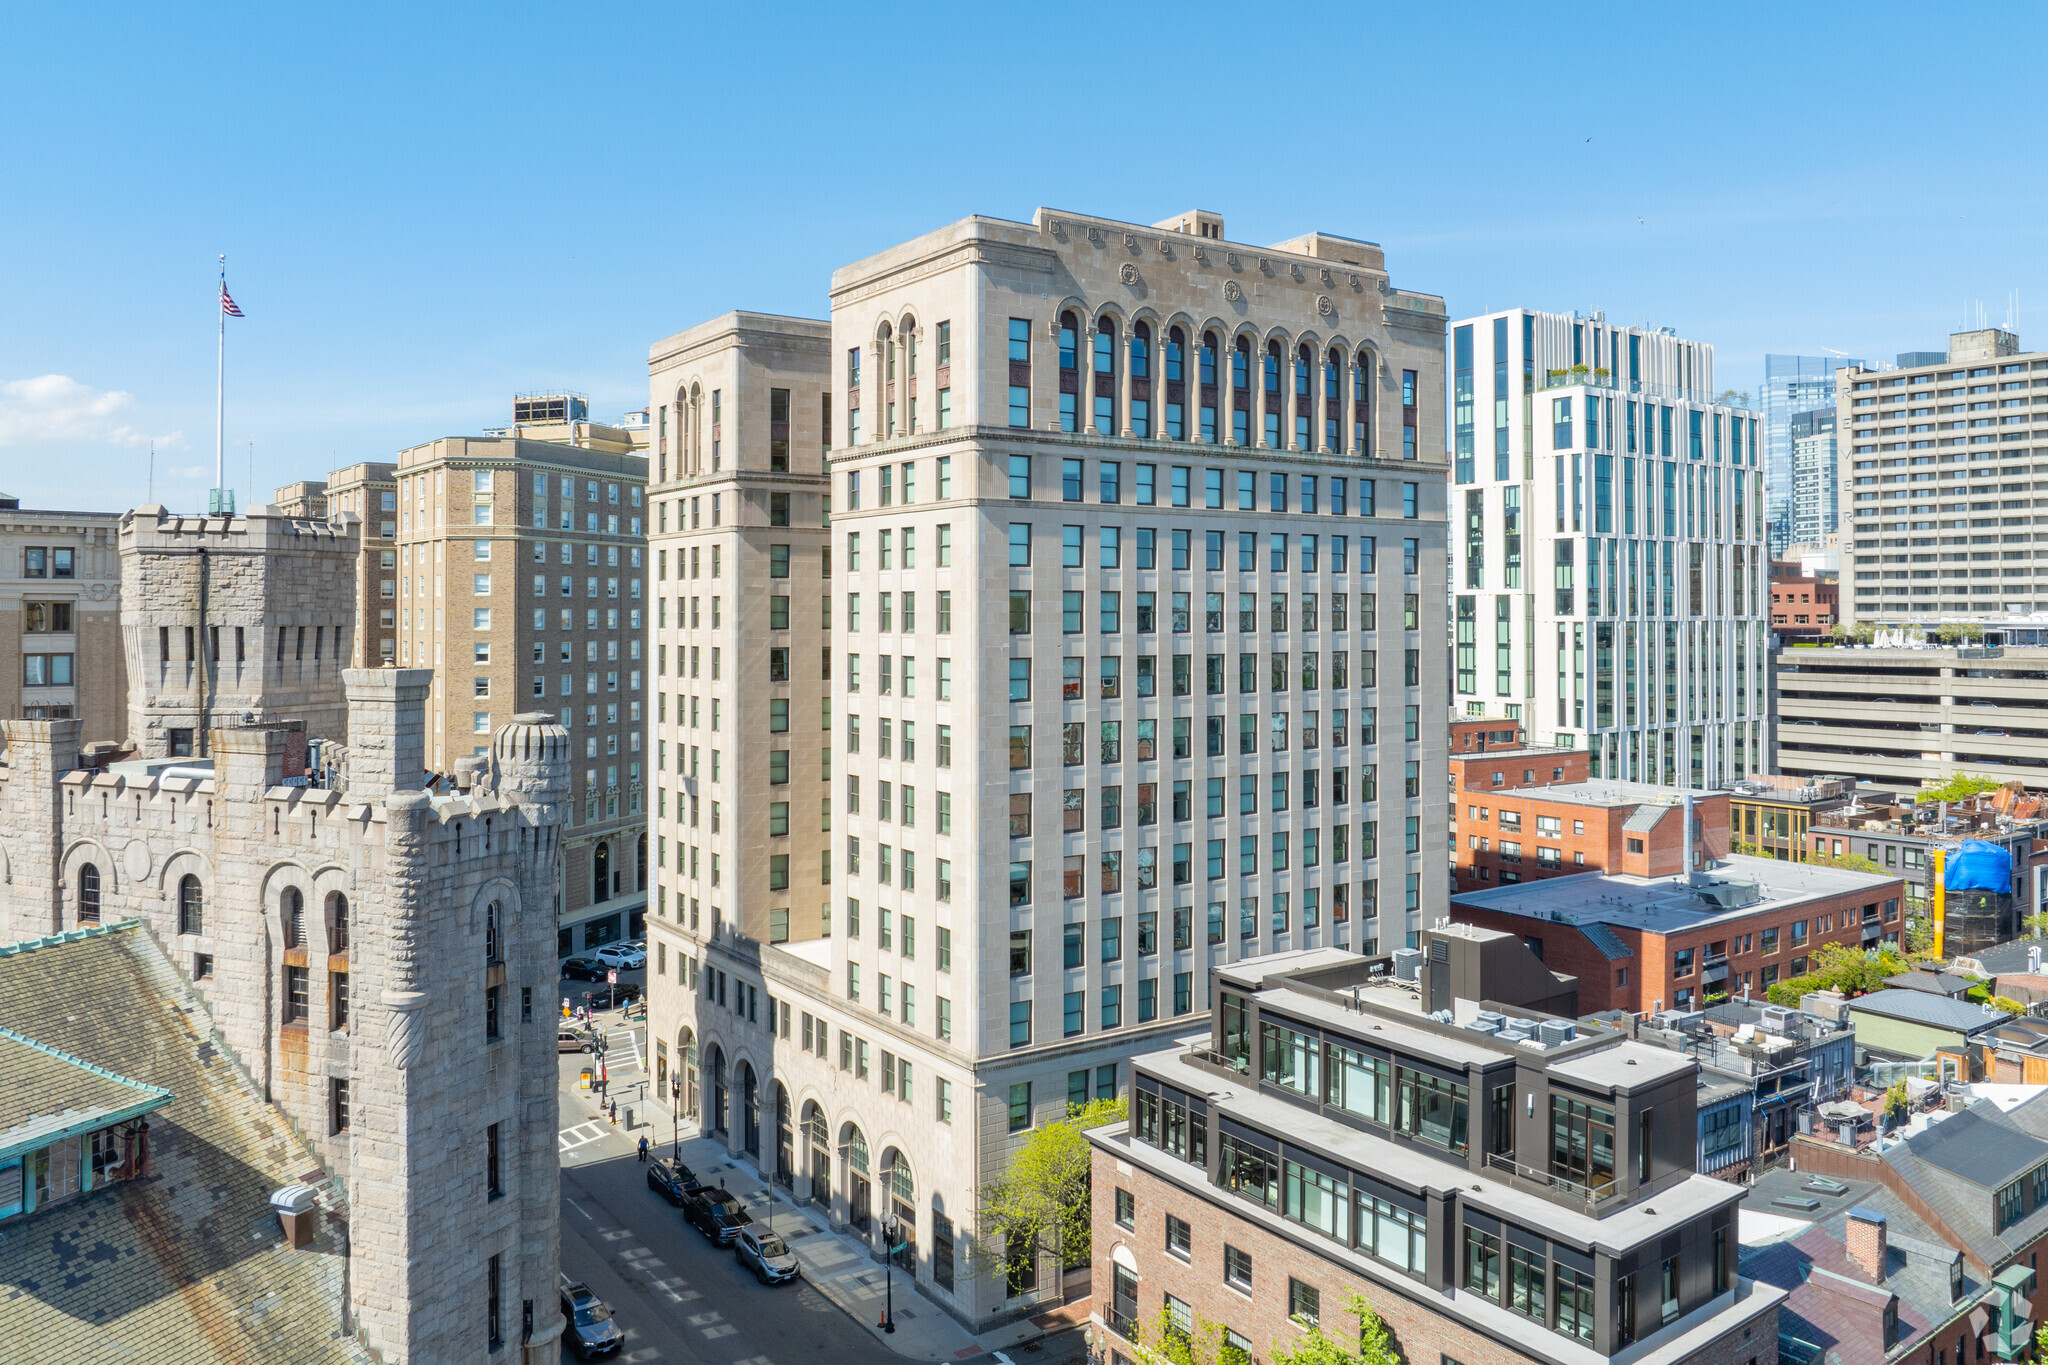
[0, 375, 183, 450]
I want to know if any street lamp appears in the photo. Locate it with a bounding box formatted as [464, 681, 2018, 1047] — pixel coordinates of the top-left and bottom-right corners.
[879, 1214, 897, 1334]
[670, 1076, 683, 1160]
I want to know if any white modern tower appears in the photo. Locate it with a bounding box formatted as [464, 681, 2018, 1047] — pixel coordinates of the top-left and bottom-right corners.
[1447, 309, 1768, 786]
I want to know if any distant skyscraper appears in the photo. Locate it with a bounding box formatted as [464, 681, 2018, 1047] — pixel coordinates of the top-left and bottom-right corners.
[1762, 354, 1861, 556]
[1787, 407, 1838, 549]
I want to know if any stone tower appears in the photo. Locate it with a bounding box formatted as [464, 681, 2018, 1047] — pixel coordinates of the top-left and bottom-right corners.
[0, 674, 572, 1362]
[119, 502, 360, 758]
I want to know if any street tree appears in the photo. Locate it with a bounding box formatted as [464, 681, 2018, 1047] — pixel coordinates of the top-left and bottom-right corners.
[973, 1096, 1124, 1284]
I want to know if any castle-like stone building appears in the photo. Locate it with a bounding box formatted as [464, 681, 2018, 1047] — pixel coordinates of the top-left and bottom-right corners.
[0, 502, 568, 1363]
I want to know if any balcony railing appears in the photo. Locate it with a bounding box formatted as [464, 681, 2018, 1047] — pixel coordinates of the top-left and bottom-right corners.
[1184, 1046, 1251, 1080]
[1481, 1153, 1626, 1212]
[1104, 1306, 1141, 1341]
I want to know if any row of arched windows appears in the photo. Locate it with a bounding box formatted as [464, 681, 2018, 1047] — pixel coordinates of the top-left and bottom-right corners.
[1052, 311, 1376, 454]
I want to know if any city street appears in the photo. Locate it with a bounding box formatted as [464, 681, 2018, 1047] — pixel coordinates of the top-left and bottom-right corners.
[551, 1000, 1089, 1365]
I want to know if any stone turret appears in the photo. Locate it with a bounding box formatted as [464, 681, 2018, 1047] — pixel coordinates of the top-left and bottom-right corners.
[343, 668, 431, 800]
[0, 717, 81, 939]
[493, 711, 572, 813]
[120, 502, 360, 758]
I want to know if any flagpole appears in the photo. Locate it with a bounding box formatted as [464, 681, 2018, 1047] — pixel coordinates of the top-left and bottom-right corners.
[215, 254, 225, 515]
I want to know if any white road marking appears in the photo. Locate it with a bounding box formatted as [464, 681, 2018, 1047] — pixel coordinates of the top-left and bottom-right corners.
[559, 1121, 606, 1153]
[565, 1196, 594, 1221]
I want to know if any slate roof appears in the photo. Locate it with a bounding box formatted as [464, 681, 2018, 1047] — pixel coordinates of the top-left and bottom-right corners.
[1741, 1169, 1978, 1364]
[1965, 937, 2048, 976]
[0, 1028, 169, 1157]
[1847, 989, 2011, 1035]
[1882, 968, 1977, 997]
[1884, 1100, 2048, 1269]
[0, 922, 365, 1363]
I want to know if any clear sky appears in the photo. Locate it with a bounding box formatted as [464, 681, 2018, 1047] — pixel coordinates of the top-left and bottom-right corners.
[6, 2, 2045, 513]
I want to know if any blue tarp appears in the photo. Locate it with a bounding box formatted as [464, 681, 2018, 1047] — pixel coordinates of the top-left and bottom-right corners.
[1944, 839, 2012, 893]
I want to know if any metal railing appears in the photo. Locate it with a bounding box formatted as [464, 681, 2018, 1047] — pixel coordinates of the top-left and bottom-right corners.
[1184, 1046, 1251, 1078]
[1481, 1153, 1625, 1211]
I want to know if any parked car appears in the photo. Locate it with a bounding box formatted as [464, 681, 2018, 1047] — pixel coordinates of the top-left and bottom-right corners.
[683, 1186, 749, 1245]
[559, 1275, 625, 1359]
[558, 1029, 591, 1053]
[593, 943, 647, 969]
[581, 982, 642, 1011]
[733, 1222, 801, 1284]
[647, 1157, 701, 1206]
[560, 956, 608, 982]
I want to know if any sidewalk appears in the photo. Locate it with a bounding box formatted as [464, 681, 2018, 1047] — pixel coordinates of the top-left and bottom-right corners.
[662, 1132, 1053, 1361]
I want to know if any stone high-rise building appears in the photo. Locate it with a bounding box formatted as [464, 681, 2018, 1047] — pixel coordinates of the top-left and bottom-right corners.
[0, 492, 125, 758]
[647, 207, 1449, 1332]
[1447, 310, 1768, 786]
[1837, 329, 2048, 626]
[385, 435, 650, 956]
[326, 460, 400, 668]
[0, 510, 570, 1362]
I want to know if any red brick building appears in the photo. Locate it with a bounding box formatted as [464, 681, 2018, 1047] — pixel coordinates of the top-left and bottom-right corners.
[1769, 563, 1837, 639]
[1448, 760, 1730, 893]
[1090, 945, 1781, 1365]
[1449, 855, 1907, 1015]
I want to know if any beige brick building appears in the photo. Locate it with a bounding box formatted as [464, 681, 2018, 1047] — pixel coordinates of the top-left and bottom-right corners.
[648, 207, 1451, 1332]
[0, 494, 125, 756]
[387, 435, 650, 954]
[325, 461, 400, 668]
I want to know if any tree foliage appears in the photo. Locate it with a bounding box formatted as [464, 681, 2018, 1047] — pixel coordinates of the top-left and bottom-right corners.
[971, 1096, 1123, 1279]
[1125, 1292, 1402, 1365]
[1993, 995, 2029, 1017]
[1269, 1292, 1401, 1365]
[1806, 850, 1885, 875]
[1765, 941, 1909, 1007]
[1921, 772, 2004, 804]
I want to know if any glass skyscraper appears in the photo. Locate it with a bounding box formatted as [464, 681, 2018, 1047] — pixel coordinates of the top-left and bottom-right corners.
[1762, 354, 1861, 557]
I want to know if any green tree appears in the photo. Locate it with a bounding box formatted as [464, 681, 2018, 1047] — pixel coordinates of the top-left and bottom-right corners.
[1905, 913, 1937, 958]
[1883, 1078, 1910, 1122]
[1921, 772, 2004, 803]
[972, 1095, 1123, 1285]
[1993, 995, 2029, 1017]
[1269, 1291, 1403, 1365]
[1808, 850, 1885, 875]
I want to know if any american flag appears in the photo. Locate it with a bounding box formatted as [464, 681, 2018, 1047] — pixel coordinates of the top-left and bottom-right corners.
[220, 281, 243, 318]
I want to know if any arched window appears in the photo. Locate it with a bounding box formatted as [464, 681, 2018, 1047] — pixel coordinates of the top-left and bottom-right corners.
[1199, 332, 1220, 443]
[178, 875, 204, 936]
[77, 864, 100, 924]
[1263, 341, 1283, 449]
[636, 833, 648, 891]
[710, 1047, 729, 1135]
[879, 323, 897, 438]
[1354, 352, 1374, 456]
[1129, 323, 1152, 438]
[885, 1153, 917, 1270]
[327, 892, 349, 953]
[1057, 311, 1081, 432]
[804, 1102, 830, 1208]
[1092, 318, 1117, 435]
[1295, 344, 1314, 449]
[1231, 338, 1252, 445]
[1164, 327, 1186, 441]
[593, 841, 611, 905]
[1058, 312, 1079, 370]
[845, 1125, 873, 1232]
[1325, 348, 1343, 452]
[679, 1027, 699, 1118]
[774, 1084, 793, 1187]
[283, 887, 305, 949]
[486, 901, 503, 964]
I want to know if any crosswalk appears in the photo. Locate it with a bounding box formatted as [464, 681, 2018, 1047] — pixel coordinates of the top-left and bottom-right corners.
[559, 1120, 607, 1154]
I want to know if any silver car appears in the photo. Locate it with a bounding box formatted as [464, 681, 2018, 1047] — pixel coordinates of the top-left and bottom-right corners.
[733, 1222, 800, 1285]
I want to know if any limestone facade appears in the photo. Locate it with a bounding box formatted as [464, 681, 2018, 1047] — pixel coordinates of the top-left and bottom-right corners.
[326, 461, 400, 669]
[646, 206, 1452, 1334]
[0, 672, 570, 1363]
[0, 497, 125, 760]
[120, 503, 360, 758]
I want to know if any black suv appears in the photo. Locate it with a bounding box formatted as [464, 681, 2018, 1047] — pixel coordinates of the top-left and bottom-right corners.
[559, 1275, 625, 1359]
[561, 956, 608, 982]
[646, 1157, 701, 1206]
[683, 1186, 749, 1245]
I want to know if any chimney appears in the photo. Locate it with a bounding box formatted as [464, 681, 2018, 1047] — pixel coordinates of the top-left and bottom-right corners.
[1845, 1206, 1889, 1281]
[342, 668, 432, 800]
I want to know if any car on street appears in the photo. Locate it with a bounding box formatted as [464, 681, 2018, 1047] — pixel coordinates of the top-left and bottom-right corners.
[560, 956, 608, 982]
[593, 942, 646, 969]
[559, 1275, 626, 1359]
[580, 982, 642, 1011]
[558, 1029, 591, 1053]
[647, 1157, 701, 1205]
[733, 1222, 801, 1284]
[683, 1186, 749, 1245]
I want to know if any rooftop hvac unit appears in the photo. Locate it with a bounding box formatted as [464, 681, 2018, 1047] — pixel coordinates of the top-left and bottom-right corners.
[1537, 1019, 1576, 1047]
[1391, 948, 1422, 982]
[1498, 1021, 1532, 1042]
[1760, 1005, 1796, 1034]
[1468, 1016, 1503, 1035]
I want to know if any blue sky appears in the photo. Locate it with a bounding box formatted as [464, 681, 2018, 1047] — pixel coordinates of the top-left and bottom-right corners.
[5, 2, 2044, 512]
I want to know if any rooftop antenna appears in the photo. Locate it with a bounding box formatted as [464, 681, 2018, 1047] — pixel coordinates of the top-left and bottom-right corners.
[147, 438, 154, 503]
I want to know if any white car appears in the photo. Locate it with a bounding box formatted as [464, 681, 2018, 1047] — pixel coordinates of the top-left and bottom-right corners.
[592, 943, 646, 969]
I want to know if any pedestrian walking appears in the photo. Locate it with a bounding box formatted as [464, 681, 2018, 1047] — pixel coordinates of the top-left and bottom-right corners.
[608, 1099, 619, 1126]
[560, 997, 570, 1019]
[638, 1135, 649, 1162]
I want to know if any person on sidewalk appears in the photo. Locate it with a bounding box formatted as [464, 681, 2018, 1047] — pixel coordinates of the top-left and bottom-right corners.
[638, 1135, 649, 1162]
[608, 1099, 619, 1126]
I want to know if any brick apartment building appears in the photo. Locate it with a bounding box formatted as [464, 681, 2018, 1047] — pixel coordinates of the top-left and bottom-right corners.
[1448, 732, 1729, 892]
[1450, 855, 1906, 1014]
[1768, 562, 1836, 640]
[1090, 944, 1780, 1365]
